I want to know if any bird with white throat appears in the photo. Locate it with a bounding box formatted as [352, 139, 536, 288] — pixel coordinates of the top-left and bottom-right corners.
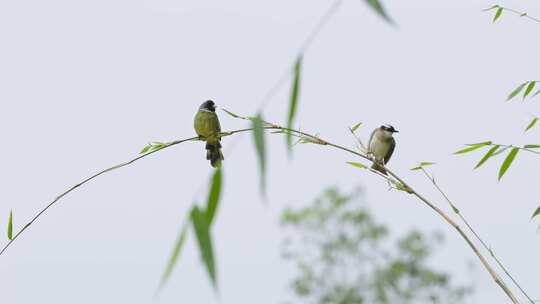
[368, 124, 398, 175]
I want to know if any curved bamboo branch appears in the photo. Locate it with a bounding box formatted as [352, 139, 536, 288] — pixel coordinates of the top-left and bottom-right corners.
[0, 119, 520, 303]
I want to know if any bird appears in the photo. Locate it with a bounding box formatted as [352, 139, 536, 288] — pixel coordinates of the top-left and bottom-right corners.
[193, 100, 224, 168]
[368, 124, 398, 175]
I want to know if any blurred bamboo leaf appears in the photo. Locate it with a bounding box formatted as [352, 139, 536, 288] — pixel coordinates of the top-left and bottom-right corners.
[191, 206, 217, 288]
[287, 56, 302, 152]
[346, 161, 368, 169]
[351, 122, 363, 133]
[454, 141, 491, 154]
[140, 145, 151, 154]
[525, 118, 538, 132]
[498, 147, 519, 181]
[493, 7, 503, 22]
[531, 206, 540, 220]
[507, 82, 528, 101]
[475, 145, 499, 169]
[410, 162, 435, 170]
[205, 168, 222, 226]
[252, 113, 266, 196]
[159, 219, 189, 289]
[524, 144, 540, 149]
[364, 0, 393, 24]
[523, 81, 536, 99]
[7, 210, 13, 240]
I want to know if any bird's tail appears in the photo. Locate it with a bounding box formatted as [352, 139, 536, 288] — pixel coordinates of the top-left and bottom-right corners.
[371, 163, 387, 175]
[206, 141, 224, 168]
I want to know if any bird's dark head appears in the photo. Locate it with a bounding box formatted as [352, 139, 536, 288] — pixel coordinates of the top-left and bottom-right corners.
[381, 124, 398, 133]
[199, 100, 216, 112]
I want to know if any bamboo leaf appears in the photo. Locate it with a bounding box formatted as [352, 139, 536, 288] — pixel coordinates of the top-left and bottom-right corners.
[191, 206, 217, 288]
[454, 142, 491, 154]
[474, 145, 500, 169]
[498, 147, 519, 181]
[411, 162, 435, 170]
[252, 113, 266, 196]
[507, 82, 528, 101]
[140, 145, 151, 154]
[524, 144, 540, 149]
[7, 210, 13, 240]
[532, 206, 540, 220]
[205, 168, 222, 227]
[351, 122, 363, 133]
[523, 81, 536, 99]
[346, 161, 368, 169]
[493, 7, 503, 23]
[525, 117, 538, 132]
[364, 0, 394, 24]
[286, 56, 302, 152]
[159, 219, 189, 289]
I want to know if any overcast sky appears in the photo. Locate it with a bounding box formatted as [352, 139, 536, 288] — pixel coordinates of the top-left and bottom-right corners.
[1, 0, 540, 303]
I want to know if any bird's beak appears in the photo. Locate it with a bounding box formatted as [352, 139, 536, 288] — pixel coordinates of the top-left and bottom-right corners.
[393, 130, 399, 133]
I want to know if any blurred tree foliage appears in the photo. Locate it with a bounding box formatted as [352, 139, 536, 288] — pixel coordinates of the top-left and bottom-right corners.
[281, 187, 471, 304]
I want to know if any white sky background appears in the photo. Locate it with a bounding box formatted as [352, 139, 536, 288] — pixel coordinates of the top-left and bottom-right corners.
[1, 0, 539, 303]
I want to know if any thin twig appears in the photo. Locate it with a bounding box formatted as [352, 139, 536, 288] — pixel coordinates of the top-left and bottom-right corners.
[484, 5, 540, 24]
[260, 0, 343, 108]
[494, 144, 540, 156]
[420, 168, 534, 304]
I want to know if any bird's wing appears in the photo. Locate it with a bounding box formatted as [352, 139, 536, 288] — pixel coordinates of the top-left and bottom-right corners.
[384, 137, 396, 165]
[368, 128, 377, 151]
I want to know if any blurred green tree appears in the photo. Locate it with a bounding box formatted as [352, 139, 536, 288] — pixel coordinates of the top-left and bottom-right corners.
[281, 187, 471, 304]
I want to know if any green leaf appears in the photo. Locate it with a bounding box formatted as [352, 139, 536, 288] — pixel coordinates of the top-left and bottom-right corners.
[140, 145, 151, 154]
[454, 142, 491, 154]
[525, 117, 538, 132]
[364, 0, 394, 24]
[159, 219, 189, 289]
[252, 113, 266, 196]
[346, 161, 368, 169]
[507, 82, 528, 101]
[523, 81, 536, 99]
[287, 56, 302, 152]
[532, 206, 540, 220]
[7, 210, 13, 240]
[524, 144, 540, 149]
[498, 147, 519, 181]
[474, 145, 499, 169]
[493, 7, 503, 23]
[205, 168, 222, 227]
[191, 206, 217, 288]
[410, 162, 435, 171]
[351, 122, 363, 132]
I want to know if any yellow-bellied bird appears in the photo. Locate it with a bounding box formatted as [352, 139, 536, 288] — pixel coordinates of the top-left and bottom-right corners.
[194, 100, 224, 168]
